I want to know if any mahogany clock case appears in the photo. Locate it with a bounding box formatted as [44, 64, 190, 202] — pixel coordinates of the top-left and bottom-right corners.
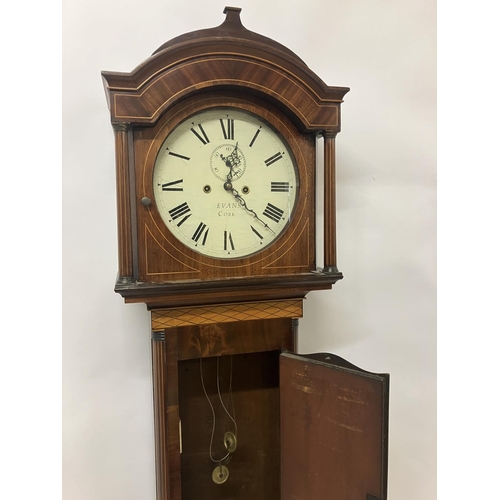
[102, 6, 390, 500]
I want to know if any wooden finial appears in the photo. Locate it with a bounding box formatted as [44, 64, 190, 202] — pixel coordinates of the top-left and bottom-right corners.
[223, 6, 243, 25]
[223, 6, 242, 15]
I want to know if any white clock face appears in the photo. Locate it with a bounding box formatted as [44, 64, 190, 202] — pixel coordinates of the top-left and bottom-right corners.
[152, 108, 299, 259]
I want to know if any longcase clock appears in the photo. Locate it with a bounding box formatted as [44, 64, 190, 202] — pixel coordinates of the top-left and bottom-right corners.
[102, 7, 389, 500]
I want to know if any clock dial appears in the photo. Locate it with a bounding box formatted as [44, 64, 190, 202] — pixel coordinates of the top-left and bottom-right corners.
[152, 108, 299, 259]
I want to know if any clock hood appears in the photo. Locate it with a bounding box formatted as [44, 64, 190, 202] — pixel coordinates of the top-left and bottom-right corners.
[102, 6, 347, 301]
[101, 6, 349, 132]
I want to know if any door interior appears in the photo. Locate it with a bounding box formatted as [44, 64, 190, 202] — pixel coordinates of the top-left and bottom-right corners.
[280, 351, 389, 500]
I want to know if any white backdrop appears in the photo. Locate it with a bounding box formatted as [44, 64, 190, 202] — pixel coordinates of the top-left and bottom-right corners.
[62, 1, 436, 499]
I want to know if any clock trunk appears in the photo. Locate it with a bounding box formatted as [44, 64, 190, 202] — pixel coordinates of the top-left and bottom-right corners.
[151, 312, 388, 500]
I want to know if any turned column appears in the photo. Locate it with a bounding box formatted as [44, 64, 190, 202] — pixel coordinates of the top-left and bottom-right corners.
[112, 122, 134, 281]
[151, 329, 181, 500]
[322, 131, 338, 273]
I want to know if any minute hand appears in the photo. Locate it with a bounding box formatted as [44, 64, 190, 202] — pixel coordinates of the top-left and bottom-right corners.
[230, 187, 275, 234]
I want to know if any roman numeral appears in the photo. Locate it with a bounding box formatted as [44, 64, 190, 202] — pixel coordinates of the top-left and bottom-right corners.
[262, 203, 284, 223]
[271, 182, 290, 192]
[220, 119, 235, 140]
[161, 179, 183, 191]
[249, 128, 261, 147]
[264, 152, 283, 167]
[224, 231, 235, 251]
[168, 151, 190, 161]
[192, 222, 209, 245]
[250, 225, 264, 242]
[168, 202, 192, 226]
[190, 124, 210, 145]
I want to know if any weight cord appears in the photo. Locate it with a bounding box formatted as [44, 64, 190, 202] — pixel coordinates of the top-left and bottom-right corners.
[200, 356, 237, 465]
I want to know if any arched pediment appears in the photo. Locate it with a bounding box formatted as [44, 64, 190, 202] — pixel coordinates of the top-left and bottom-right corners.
[102, 7, 349, 132]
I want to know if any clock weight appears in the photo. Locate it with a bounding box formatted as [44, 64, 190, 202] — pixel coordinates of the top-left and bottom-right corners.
[211, 465, 229, 485]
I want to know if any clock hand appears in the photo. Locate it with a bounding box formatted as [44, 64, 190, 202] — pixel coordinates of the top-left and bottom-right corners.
[224, 183, 275, 234]
[221, 142, 240, 184]
[220, 144, 274, 232]
[228, 142, 240, 170]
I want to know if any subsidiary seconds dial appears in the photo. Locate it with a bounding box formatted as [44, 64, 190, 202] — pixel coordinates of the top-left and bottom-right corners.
[152, 108, 299, 259]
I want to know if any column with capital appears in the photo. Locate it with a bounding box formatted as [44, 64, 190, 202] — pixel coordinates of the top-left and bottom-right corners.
[322, 131, 338, 274]
[112, 122, 134, 281]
